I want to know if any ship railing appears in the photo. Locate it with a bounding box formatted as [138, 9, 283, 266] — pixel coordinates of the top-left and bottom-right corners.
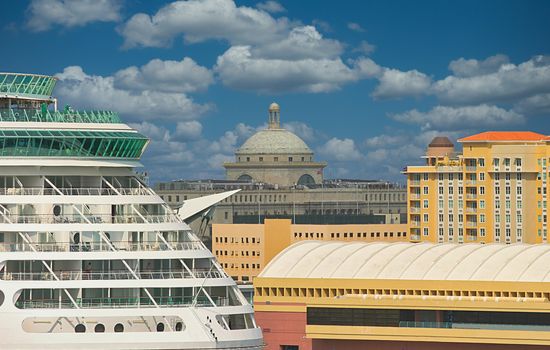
[0, 214, 180, 224]
[2, 269, 224, 281]
[15, 296, 229, 309]
[0, 108, 121, 124]
[0, 240, 204, 252]
[0, 187, 152, 196]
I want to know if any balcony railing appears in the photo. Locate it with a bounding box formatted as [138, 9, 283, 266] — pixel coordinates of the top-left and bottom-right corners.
[466, 208, 477, 213]
[410, 234, 421, 241]
[466, 222, 477, 228]
[0, 240, 204, 252]
[410, 207, 421, 214]
[465, 180, 477, 186]
[466, 194, 477, 199]
[467, 234, 478, 241]
[465, 166, 477, 172]
[2, 269, 225, 281]
[409, 181, 420, 186]
[0, 108, 121, 124]
[0, 187, 152, 196]
[15, 296, 230, 309]
[0, 214, 179, 225]
[409, 194, 421, 200]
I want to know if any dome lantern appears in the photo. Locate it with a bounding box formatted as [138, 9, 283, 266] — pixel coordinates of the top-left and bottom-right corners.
[268, 102, 280, 129]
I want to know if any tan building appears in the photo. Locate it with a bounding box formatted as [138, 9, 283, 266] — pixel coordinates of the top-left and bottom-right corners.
[224, 103, 327, 187]
[254, 241, 550, 350]
[212, 219, 408, 283]
[405, 131, 550, 244]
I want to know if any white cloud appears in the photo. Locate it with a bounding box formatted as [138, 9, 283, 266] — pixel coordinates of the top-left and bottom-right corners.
[282, 121, 317, 142]
[364, 134, 404, 148]
[514, 93, 550, 116]
[347, 22, 365, 32]
[448, 54, 509, 77]
[119, 0, 291, 48]
[114, 57, 213, 93]
[175, 120, 203, 140]
[372, 68, 432, 99]
[251, 26, 343, 60]
[256, 1, 286, 13]
[392, 105, 524, 130]
[433, 55, 550, 105]
[318, 138, 362, 161]
[353, 40, 376, 55]
[215, 46, 375, 93]
[55, 66, 210, 122]
[27, 0, 121, 31]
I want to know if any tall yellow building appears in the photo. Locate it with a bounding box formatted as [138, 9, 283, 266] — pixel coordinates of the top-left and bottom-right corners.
[405, 131, 550, 244]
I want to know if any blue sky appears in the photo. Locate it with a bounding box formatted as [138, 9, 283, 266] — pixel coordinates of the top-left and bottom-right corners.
[2, 0, 550, 183]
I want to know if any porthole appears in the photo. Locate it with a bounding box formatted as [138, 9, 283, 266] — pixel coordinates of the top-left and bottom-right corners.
[156, 322, 165, 332]
[94, 324, 105, 333]
[75, 324, 86, 333]
[0, 289, 4, 306]
[175, 322, 184, 331]
[114, 323, 124, 332]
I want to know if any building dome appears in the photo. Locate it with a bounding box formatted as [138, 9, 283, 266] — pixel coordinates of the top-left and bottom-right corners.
[269, 102, 280, 111]
[428, 136, 454, 148]
[237, 129, 313, 155]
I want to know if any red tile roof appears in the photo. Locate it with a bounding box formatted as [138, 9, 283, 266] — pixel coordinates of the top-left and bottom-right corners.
[459, 131, 549, 142]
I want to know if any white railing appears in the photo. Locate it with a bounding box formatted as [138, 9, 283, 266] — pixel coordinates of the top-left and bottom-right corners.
[0, 187, 152, 196]
[2, 269, 224, 281]
[0, 240, 204, 252]
[0, 214, 179, 224]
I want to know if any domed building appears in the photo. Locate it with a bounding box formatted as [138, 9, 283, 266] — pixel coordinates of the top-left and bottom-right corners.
[224, 103, 327, 187]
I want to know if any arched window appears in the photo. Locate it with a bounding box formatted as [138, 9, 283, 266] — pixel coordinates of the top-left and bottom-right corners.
[237, 174, 252, 182]
[297, 174, 315, 185]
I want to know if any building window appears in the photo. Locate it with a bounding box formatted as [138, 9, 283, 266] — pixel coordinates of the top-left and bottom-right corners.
[259, 157, 263, 162]
[480, 228, 486, 237]
[423, 186, 429, 195]
[274, 157, 278, 162]
[246, 157, 250, 162]
[493, 158, 499, 167]
[479, 200, 485, 209]
[479, 158, 485, 167]
[288, 157, 293, 162]
[423, 173, 429, 180]
[423, 200, 429, 208]
[423, 228, 429, 236]
[423, 214, 429, 222]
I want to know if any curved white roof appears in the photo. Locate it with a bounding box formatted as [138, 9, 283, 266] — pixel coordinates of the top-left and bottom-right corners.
[259, 241, 550, 282]
[237, 129, 312, 155]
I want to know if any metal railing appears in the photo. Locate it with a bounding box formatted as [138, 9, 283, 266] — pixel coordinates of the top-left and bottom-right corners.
[409, 207, 421, 213]
[410, 234, 421, 241]
[400, 321, 452, 329]
[409, 194, 421, 200]
[466, 222, 477, 228]
[465, 166, 477, 172]
[15, 296, 230, 309]
[2, 269, 224, 281]
[466, 208, 477, 213]
[466, 194, 477, 199]
[0, 240, 204, 252]
[0, 214, 179, 224]
[0, 187, 152, 196]
[0, 108, 121, 124]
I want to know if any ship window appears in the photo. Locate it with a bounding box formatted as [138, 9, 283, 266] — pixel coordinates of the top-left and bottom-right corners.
[0, 289, 4, 306]
[175, 322, 184, 331]
[114, 323, 124, 332]
[157, 322, 165, 332]
[94, 324, 105, 333]
[75, 324, 86, 333]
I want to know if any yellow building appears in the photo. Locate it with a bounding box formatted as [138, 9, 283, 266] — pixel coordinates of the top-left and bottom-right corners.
[212, 219, 408, 283]
[405, 131, 550, 244]
[254, 241, 550, 350]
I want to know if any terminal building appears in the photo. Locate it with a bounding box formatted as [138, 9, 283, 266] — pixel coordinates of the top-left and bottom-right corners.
[212, 219, 408, 284]
[405, 131, 550, 244]
[254, 241, 550, 350]
[155, 103, 407, 244]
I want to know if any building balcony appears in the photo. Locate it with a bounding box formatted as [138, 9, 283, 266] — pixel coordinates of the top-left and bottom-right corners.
[410, 221, 420, 227]
[409, 194, 421, 200]
[467, 234, 478, 241]
[0, 107, 121, 124]
[410, 234, 421, 241]
[465, 166, 477, 172]
[465, 180, 477, 186]
[410, 207, 421, 214]
[466, 222, 477, 228]
[0, 240, 204, 253]
[409, 181, 421, 186]
[466, 194, 477, 199]
[465, 208, 477, 213]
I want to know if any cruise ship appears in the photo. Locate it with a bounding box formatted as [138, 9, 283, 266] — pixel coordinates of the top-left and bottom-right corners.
[0, 72, 263, 349]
